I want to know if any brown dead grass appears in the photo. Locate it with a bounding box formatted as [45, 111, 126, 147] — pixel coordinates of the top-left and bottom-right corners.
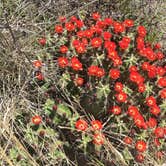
[0, 0, 165, 165]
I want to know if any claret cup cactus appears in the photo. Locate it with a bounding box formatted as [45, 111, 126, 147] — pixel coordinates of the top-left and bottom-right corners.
[33, 12, 166, 165]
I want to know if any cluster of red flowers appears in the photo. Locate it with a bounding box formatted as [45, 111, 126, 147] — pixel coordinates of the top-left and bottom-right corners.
[88, 66, 105, 77]
[32, 60, 44, 80]
[75, 119, 105, 145]
[34, 12, 166, 163]
[129, 66, 145, 90]
[57, 56, 83, 71]
[119, 36, 131, 50]
[146, 96, 161, 115]
[123, 136, 148, 162]
[127, 106, 147, 129]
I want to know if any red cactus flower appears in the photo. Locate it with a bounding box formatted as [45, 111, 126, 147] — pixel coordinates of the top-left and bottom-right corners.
[119, 37, 130, 50]
[76, 20, 84, 28]
[65, 22, 75, 31]
[119, 40, 129, 50]
[137, 40, 145, 50]
[154, 127, 165, 138]
[70, 16, 77, 22]
[96, 20, 106, 29]
[91, 37, 102, 48]
[55, 25, 63, 33]
[129, 71, 144, 85]
[72, 39, 80, 47]
[75, 43, 86, 54]
[109, 69, 120, 79]
[75, 119, 88, 131]
[33, 60, 42, 68]
[137, 26, 146, 37]
[84, 29, 93, 38]
[88, 66, 99, 76]
[134, 115, 147, 129]
[59, 16, 66, 22]
[91, 120, 102, 130]
[150, 105, 161, 116]
[129, 66, 138, 72]
[92, 12, 100, 20]
[77, 30, 84, 38]
[114, 82, 123, 92]
[109, 105, 121, 115]
[136, 37, 144, 44]
[75, 77, 84, 86]
[138, 84, 146, 93]
[81, 38, 88, 46]
[115, 91, 127, 103]
[135, 154, 144, 163]
[60, 45, 68, 54]
[96, 68, 105, 77]
[113, 22, 125, 33]
[123, 136, 133, 145]
[71, 57, 83, 71]
[105, 41, 116, 50]
[104, 18, 113, 25]
[36, 73, 44, 80]
[147, 118, 157, 128]
[32, 115, 42, 125]
[157, 77, 166, 87]
[127, 106, 139, 117]
[135, 140, 147, 152]
[154, 138, 161, 146]
[154, 43, 161, 49]
[107, 50, 118, 59]
[146, 96, 156, 107]
[141, 62, 150, 71]
[156, 67, 166, 76]
[147, 65, 157, 78]
[103, 31, 112, 40]
[38, 38, 46, 46]
[93, 133, 105, 145]
[112, 56, 122, 67]
[123, 19, 134, 27]
[159, 89, 166, 98]
[156, 51, 164, 59]
[58, 57, 68, 68]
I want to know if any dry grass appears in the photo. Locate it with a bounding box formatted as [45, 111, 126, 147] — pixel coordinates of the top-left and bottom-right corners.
[0, 0, 166, 165]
